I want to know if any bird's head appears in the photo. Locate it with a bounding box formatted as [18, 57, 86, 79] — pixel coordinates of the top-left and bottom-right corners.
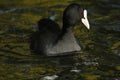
[63, 3, 90, 29]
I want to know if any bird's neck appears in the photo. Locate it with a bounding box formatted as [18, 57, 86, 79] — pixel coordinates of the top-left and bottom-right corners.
[54, 24, 72, 44]
[60, 27, 75, 42]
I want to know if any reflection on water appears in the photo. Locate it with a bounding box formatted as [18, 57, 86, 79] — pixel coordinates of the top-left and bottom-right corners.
[0, 0, 120, 80]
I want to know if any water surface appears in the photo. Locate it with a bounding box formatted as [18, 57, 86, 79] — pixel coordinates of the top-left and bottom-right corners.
[0, 0, 120, 80]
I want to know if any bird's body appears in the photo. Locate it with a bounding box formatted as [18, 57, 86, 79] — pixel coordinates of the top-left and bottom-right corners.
[30, 19, 60, 54]
[30, 3, 90, 56]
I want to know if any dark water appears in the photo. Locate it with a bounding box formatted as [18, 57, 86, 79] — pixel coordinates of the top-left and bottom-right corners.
[0, 0, 120, 80]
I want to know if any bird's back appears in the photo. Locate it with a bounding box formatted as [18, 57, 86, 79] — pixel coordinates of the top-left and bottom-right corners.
[30, 19, 61, 54]
[38, 19, 60, 34]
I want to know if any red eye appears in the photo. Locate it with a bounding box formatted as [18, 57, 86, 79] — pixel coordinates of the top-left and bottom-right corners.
[78, 8, 84, 18]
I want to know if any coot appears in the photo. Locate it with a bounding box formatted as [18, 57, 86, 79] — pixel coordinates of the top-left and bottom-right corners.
[30, 3, 90, 56]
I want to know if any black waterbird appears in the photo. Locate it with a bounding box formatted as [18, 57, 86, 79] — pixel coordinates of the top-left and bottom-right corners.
[30, 3, 90, 56]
